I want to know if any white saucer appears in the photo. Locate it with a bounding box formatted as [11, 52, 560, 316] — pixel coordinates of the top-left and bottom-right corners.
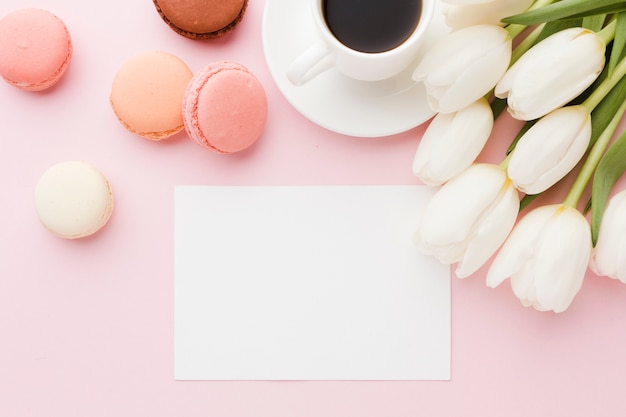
[262, 0, 450, 138]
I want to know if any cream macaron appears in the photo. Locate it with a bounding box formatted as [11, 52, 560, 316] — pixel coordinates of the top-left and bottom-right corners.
[35, 161, 114, 239]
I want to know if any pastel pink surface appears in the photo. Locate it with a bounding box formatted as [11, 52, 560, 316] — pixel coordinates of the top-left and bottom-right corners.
[184, 61, 267, 153]
[2, 1, 626, 417]
[0, 8, 72, 91]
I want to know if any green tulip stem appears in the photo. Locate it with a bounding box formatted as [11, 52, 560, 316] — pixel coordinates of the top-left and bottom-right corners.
[563, 98, 626, 208]
[510, 24, 546, 64]
[499, 153, 512, 171]
[596, 18, 617, 45]
[582, 55, 626, 113]
[505, 0, 556, 39]
[506, 23, 531, 40]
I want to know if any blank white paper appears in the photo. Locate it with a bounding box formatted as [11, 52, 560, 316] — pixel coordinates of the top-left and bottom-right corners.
[174, 185, 450, 380]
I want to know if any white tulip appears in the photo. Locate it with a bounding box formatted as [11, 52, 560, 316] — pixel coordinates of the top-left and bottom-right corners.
[507, 105, 591, 194]
[442, 0, 534, 30]
[487, 204, 591, 313]
[413, 25, 512, 114]
[590, 190, 626, 283]
[414, 163, 519, 278]
[413, 98, 494, 186]
[495, 27, 605, 121]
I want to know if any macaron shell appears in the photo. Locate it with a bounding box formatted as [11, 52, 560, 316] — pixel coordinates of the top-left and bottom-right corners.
[0, 8, 72, 91]
[183, 62, 268, 153]
[152, 0, 247, 39]
[110, 51, 193, 140]
[35, 162, 114, 239]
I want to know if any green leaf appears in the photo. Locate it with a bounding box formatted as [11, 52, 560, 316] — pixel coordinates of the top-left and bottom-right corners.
[506, 120, 536, 155]
[503, 0, 626, 25]
[490, 97, 507, 119]
[591, 130, 626, 244]
[583, 197, 592, 215]
[590, 74, 626, 147]
[520, 193, 539, 211]
[608, 12, 626, 76]
[583, 14, 607, 32]
[535, 18, 584, 43]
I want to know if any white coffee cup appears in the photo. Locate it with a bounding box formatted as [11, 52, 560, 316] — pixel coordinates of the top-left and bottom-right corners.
[287, 0, 435, 86]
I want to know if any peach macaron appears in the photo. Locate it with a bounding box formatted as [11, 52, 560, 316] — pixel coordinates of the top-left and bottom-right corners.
[152, 0, 248, 39]
[183, 61, 268, 153]
[0, 8, 72, 91]
[110, 51, 193, 140]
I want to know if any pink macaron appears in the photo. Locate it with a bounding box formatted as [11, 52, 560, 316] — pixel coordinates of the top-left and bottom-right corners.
[183, 61, 268, 153]
[0, 8, 72, 91]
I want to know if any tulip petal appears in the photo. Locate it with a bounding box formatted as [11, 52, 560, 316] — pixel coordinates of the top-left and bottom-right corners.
[436, 41, 511, 113]
[508, 106, 591, 194]
[491, 205, 590, 312]
[414, 230, 467, 264]
[443, 0, 534, 29]
[456, 176, 518, 278]
[419, 165, 504, 241]
[486, 205, 558, 288]
[415, 164, 519, 271]
[413, 25, 512, 114]
[590, 191, 626, 283]
[413, 98, 494, 185]
[510, 260, 541, 309]
[528, 208, 590, 312]
[416, 40, 482, 87]
[617, 239, 626, 283]
[495, 28, 605, 121]
[413, 29, 475, 82]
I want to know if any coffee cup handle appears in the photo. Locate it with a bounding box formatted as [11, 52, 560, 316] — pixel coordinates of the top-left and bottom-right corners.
[287, 42, 334, 86]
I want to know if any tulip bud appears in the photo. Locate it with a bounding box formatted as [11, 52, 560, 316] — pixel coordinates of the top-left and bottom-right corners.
[507, 106, 591, 194]
[495, 27, 605, 121]
[442, 0, 534, 30]
[590, 190, 626, 283]
[414, 163, 519, 278]
[413, 98, 494, 186]
[413, 25, 512, 114]
[487, 204, 592, 313]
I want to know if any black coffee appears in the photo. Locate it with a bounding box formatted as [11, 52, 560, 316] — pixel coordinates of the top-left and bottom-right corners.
[323, 0, 422, 53]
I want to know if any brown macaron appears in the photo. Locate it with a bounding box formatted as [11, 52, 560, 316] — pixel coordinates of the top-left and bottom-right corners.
[152, 0, 248, 39]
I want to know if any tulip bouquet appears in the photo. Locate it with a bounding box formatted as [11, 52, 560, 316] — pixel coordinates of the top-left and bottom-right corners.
[411, 0, 626, 312]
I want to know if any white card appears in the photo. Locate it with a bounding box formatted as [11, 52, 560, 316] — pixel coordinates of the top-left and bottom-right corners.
[174, 186, 450, 380]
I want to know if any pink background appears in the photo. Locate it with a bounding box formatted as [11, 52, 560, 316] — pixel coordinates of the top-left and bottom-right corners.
[2, 0, 626, 415]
